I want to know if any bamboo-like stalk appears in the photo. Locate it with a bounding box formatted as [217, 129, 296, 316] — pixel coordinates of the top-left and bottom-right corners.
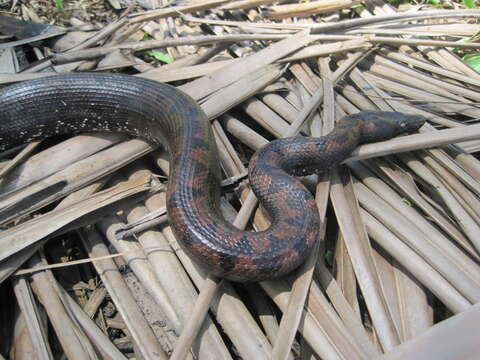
[429, 148, 480, 195]
[220, 114, 269, 150]
[0, 139, 152, 225]
[361, 208, 471, 313]
[201, 65, 283, 119]
[58, 286, 128, 360]
[362, 71, 480, 119]
[136, 58, 238, 82]
[0, 133, 124, 194]
[399, 152, 480, 254]
[330, 167, 400, 351]
[97, 216, 182, 330]
[314, 260, 380, 357]
[372, 55, 480, 102]
[354, 181, 480, 303]
[279, 38, 372, 62]
[421, 152, 480, 220]
[169, 276, 223, 360]
[266, 0, 361, 19]
[0, 172, 156, 264]
[309, 9, 480, 33]
[419, 46, 480, 80]
[349, 23, 480, 37]
[0, 178, 107, 282]
[183, 10, 480, 32]
[28, 254, 99, 360]
[380, 156, 476, 256]
[381, 49, 480, 89]
[49, 34, 288, 65]
[180, 32, 313, 100]
[79, 230, 167, 360]
[241, 97, 292, 138]
[258, 92, 300, 124]
[129, 0, 231, 23]
[349, 160, 480, 282]
[0, 141, 41, 180]
[348, 125, 480, 162]
[12, 276, 54, 360]
[261, 279, 347, 360]
[68, 18, 128, 52]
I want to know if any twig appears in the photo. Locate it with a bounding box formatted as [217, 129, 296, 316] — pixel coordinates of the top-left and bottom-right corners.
[50, 34, 288, 65]
[348, 124, 480, 162]
[169, 275, 223, 360]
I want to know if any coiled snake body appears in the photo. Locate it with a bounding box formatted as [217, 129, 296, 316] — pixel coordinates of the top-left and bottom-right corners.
[0, 74, 425, 281]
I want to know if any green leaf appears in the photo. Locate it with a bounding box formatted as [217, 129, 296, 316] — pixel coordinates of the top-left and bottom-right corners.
[54, 0, 64, 10]
[324, 250, 334, 266]
[463, 0, 476, 8]
[141, 32, 153, 41]
[401, 197, 412, 207]
[463, 30, 480, 43]
[463, 54, 480, 71]
[145, 51, 173, 64]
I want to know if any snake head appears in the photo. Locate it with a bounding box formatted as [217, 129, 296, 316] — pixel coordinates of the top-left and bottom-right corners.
[391, 112, 426, 135]
[356, 111, 426, 143]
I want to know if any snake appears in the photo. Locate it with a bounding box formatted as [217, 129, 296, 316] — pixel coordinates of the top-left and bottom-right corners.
[0, 73, 425, 282]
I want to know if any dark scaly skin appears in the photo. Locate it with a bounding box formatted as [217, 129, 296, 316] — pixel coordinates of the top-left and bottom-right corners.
[0, 74, 426, 282]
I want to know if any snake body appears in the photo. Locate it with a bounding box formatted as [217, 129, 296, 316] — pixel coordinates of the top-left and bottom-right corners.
[0, 74, 425, 281]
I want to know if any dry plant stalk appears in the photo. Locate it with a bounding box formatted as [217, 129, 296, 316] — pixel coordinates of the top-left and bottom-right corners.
[264, 0, 362, 19]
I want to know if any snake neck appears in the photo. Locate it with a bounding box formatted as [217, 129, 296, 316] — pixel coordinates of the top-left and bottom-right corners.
[249, 119, 362, 178]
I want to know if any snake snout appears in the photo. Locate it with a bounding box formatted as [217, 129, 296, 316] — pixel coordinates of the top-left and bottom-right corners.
[394, 112, 426, 134]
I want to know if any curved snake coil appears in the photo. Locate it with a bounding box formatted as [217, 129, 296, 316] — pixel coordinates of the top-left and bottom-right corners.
[0, 74, 425, 281]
